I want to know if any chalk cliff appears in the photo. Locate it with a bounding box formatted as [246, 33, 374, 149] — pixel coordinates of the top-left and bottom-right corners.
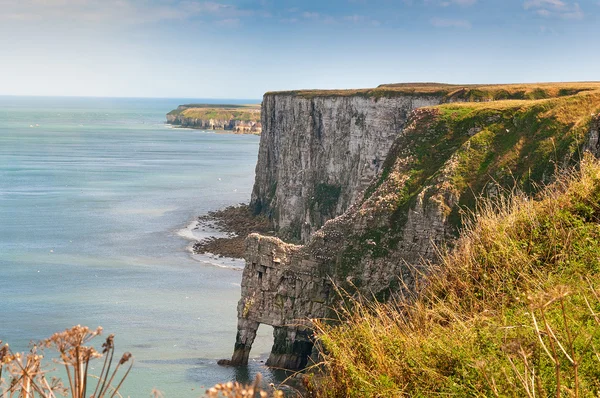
[222, 83, 600, 370]
[166, 104, 262, 134]
[250, 92, 447, 242]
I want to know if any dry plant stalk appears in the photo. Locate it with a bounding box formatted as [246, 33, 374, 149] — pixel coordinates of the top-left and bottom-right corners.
[205, 373, 285, 398]
[504, 283, 600, 398]
[0, 325, 133, 398]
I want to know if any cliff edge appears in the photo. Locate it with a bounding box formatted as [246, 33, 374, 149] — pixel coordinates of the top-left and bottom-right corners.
[166, 104, 262, 134]
[223, 82, 600, 370]
[250, 83, 599, 243]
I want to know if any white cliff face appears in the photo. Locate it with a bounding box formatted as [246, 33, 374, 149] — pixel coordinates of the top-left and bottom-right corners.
[251, 93, 446, 242]
[166, 113, 262, 133]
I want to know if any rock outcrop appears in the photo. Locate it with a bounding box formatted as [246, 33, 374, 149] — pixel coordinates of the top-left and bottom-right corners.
[222, 83, 600, 370]
[166, 104, 262, 134]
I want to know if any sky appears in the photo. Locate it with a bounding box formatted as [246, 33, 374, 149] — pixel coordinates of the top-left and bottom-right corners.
[0, 0, 598, 98]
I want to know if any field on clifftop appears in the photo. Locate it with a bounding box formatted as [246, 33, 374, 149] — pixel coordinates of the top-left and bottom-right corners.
[167, 103, 261, 122]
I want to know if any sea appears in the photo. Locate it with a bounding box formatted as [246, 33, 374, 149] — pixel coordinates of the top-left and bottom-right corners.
[0, 96, 280, 396]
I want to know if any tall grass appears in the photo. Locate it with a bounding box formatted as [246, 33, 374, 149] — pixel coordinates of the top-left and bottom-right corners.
[313, 154, 600, 397]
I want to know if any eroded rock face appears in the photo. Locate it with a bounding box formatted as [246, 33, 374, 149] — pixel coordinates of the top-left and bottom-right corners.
[227, 106, 459, 369]
[224, 90, 600, 371]
[166, 113, 262, 133]
[250, 94, 446, 242]
[223, 235, 330, 368]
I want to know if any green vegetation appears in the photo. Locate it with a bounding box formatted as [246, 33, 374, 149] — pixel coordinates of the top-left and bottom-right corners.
[167, 104, 261, 122]
[314, 154, 600, 397]
[267, 82, 600, 101]
[437, 90, 600, 205]
[340, 89, 600, 279]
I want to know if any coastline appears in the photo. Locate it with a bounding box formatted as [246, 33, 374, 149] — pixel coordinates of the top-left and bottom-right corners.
[0, 96, 266, 396]
[166, 103, 262, 135]
[177, 204, 271, 266]
[192, 205, 272, 259]
[166, 123, 261, 135]
[176, 218, 246, 270]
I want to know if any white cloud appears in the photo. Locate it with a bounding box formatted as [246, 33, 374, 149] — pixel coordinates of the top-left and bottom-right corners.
[216, 18, 240, 27]
[302, 11, 320, 19]
[343, 14, 381, 25]
[523, 0, 584, 19]
[430, 17, 471, 28]
[289, 9, 380, 26]
[440, 0, 477, 6]
[524, 0, 565, 8]
[426, 0, 477, 7]
[0, 0, 240, 24]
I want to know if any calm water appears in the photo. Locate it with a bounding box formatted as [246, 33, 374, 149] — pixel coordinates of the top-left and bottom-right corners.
[0, 96, 278, 396]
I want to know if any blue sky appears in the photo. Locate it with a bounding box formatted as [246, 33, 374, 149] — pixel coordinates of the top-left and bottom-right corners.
[0, 0, 597, 98]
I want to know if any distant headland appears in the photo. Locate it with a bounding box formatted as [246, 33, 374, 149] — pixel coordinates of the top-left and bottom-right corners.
[166, 104, 262, 134]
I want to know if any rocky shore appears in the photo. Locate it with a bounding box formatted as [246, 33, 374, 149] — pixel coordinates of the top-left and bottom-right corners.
[192, 205, 271, 258]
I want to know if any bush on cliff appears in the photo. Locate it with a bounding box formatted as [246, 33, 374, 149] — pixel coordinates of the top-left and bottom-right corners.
[314, 153, 600, 397]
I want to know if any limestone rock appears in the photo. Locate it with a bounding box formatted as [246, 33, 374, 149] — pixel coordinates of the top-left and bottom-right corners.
[250, 93, 446, 242]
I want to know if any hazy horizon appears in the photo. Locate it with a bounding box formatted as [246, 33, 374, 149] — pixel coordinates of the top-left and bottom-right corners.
[4, 80, 600, 100]
[1, 0, 598, 98]
[0, 94, 263, 100]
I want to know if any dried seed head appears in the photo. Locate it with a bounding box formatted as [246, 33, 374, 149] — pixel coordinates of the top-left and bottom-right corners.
[0, 343, 9, 363]
[102, 334, 115, 353]
[119, 352, 132, 365]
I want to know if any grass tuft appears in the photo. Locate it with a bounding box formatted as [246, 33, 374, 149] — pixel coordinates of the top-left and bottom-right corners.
[313, 153, 600, 397]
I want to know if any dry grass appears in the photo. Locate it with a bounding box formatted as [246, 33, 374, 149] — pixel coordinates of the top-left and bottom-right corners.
[266, 82, 600, 100]
[313, 154, 600, 397]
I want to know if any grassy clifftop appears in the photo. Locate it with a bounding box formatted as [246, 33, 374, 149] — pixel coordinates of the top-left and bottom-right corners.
[306, 85, 600, 396]
[167, 104, 261, 122]
[374, 88, 600, 218]
[266, 82, 600, 100]
[319, 88, 600, 285]
[315, 154, 600, 397]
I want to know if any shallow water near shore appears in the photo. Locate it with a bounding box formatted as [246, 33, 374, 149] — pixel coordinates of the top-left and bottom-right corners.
[0, 96, 282, 396]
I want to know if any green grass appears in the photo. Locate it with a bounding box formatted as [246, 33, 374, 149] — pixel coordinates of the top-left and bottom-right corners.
[313, 154, 600, 397]
[167, 104, 261, 122]
[339, 90, 600, 281]
[266, 82, 600, 100]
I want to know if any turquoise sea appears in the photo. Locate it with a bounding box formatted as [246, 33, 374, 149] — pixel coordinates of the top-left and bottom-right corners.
[0, 96, 278, 396]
